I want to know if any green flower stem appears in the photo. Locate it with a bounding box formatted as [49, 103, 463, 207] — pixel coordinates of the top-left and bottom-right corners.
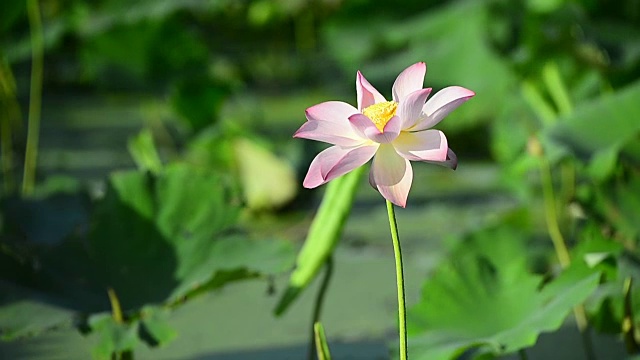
[387, 200, 407, 360]
[308, 256, 334, 360]
[23, 0, 44, 196]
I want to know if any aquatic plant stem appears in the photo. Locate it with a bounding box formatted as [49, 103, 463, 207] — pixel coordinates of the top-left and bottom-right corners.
[308, 256, 334, 360]
[23, 0, 44, 196]
[107, 288, 134, 360]
[542, 62, 577, 221]
[538, 154, 571, 268]
[622, 278, 639, 353]
[526, 63, 594, 359]
[537, 142, 595, 360]
[1, 111, 15, 193]
[387, 200, 408, 360]
[313, 322, 332, 360]
[107, 288, 124, 323]
[0, 60, 21, 193]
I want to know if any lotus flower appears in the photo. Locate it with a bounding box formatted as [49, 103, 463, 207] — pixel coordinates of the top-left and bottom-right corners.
[294, 62, 474, 207]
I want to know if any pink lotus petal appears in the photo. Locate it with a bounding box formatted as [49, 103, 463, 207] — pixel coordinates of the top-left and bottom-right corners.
[392, 62, 427, 102]
[348, 113, 376, 139]
[366, 115, 401, 143]
[303, 144, 378, 188]
[348, 114, 401, 144]
[356, 71, 386, 111]
[393, 130, 448, 162]
[412, 86, 475, 131]
[398, 88, 432, 130]
[369, 144, 413, 207]
[426, 148, 458, 170]
[368, 167, 376, 189]
[294, 120, 364, 147]
[306, 101, 359, 125]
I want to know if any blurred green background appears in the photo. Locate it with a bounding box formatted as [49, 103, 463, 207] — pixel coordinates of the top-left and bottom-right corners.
[1, 0, 640, 359]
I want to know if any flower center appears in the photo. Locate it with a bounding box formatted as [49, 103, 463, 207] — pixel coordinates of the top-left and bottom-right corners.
[362, 101, 398, 132]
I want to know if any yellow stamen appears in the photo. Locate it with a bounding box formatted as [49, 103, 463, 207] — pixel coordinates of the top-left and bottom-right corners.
[363, 101, 398, 132]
